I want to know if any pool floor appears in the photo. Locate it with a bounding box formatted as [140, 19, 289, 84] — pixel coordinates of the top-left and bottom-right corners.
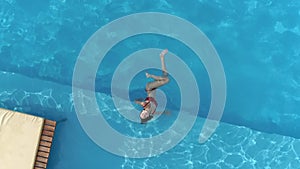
[1, 71, 299, 169]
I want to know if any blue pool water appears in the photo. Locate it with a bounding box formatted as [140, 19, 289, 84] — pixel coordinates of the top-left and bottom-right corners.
[1, 0, 300, 168]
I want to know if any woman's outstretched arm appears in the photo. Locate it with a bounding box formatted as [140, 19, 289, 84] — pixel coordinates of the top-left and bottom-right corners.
[154, 110, 171, 115]
[134, 100, 147, 107]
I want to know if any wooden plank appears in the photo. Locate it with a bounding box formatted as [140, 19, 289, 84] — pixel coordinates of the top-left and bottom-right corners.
[38, 146, 50, 153]
[35, 161, 47, 168]
[36, 156, 48, 163]
[37, 151, 49, 158]
[43, 125, 55, 132]
[42, 130, 54, 137]
[45, 120, 56, 126]
[34, 166, 44, 169]
[41, 135, 53, 142]
[34, 167, 44, 169]
[40, 141, 52, 147]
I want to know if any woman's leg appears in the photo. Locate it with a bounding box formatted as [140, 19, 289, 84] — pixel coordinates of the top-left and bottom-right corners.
[146, 73, 167, 81]
[145, 49, 169, 92]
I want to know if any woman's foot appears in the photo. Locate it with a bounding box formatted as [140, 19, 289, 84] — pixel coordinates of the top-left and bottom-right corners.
[160, 49, 168, 58]
[145, 72, 151, 78]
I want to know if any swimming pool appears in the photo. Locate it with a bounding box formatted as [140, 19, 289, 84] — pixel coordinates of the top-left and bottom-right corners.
[1, 0, 300, 168]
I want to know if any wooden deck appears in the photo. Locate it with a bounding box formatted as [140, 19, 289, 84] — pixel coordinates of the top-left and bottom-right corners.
[34, 119, 56, 169]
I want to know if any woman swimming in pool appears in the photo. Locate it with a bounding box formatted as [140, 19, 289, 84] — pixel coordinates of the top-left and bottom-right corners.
[134, 49, 170, 124]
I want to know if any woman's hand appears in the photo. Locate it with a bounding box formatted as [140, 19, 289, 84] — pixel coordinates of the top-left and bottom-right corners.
[134, 100, 141, 104]
[135, 100, 146, 107]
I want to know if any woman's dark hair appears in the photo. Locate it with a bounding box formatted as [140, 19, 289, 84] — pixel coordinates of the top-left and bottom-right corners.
[140, 115, 153, 124]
